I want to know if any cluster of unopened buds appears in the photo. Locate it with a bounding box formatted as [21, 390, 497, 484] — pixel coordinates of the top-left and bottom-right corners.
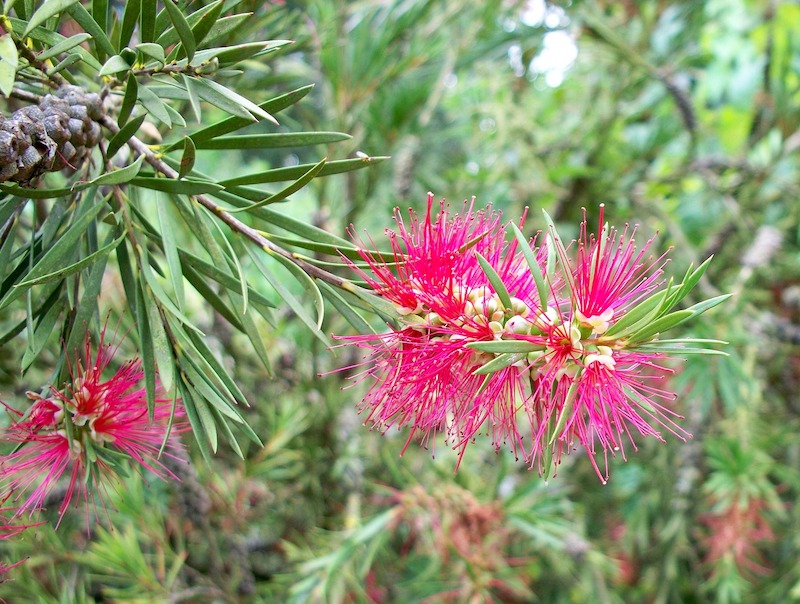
[337, 193, 728, 481]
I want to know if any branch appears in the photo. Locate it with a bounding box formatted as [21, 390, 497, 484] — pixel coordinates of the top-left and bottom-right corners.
[98, 116, 359, 293]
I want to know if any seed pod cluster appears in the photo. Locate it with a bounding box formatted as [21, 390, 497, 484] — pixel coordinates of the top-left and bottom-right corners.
[0, 85, 104, 185]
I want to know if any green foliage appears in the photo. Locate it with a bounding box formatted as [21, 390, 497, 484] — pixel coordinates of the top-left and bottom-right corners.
[0, 0, 798, 603]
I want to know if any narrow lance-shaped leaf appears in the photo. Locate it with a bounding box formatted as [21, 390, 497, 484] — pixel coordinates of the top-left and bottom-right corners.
[38, 32, 92, 60]
[318, 280, 375, 335]
[181, 73, 202, 123]
[136, 42, 166, 65]
[465, 340, 541, 354]
[186, 84, 313, 144]
[46, 53, 82, 77]
[219, 156, 388, 187]
[14, 229, 125, 287]
[162, 0, 195, 62]
[476, 252, 513, 311]
[179, 380, 214, 463]
[193, 132, 350, 150]
[24, 0, 81, 36]
[178, 137, 196, 180]
[0, 194, 105, 310]
[473, 352, 524, 376]
[118, 0, 141, 50]
[107, 114, 146, 159]
[140, 0, 157, 43]
[156, 195, 185, 309]
[0, 35, 19, 98]
[189, 77, 277, 123]
[91, 153, 145, 185]
[66, 3, 116, 59]
[227, 158, 326, 212]
[137, 85, 171, 127]
[246, 246, 330, 346]
[510, 222, 549, 310]
[136, 279, 157, 417]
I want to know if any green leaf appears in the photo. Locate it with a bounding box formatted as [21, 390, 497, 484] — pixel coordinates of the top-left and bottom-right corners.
[189, 0, 223, 46]
[21, 295, 64, 371]
[116, 72, 138, 127]
[246, 246, 330, 346]
[0, 34, 17, 98]
[162, 0, 195, 63]
[603, 284, 679, 338]
[98, 53, 132, 77]
[37, 32, 92, 61]
[318, 280, 375, 335]
[178, 249, 275, 312]
[163, 102, 186, 128]
[179, 380, 214, 462]
[228, 158, 326, 212]
[193, 132, 350, 150]
[541, 209, 574, 300]
[5, 15, 102, 70]
[45, 52, 81, 76]
[272, 252, 325, 330]
[476, 252, 513, 311]
[220, 156, 387, 187]
[91, 0, 107, 34]
[91, 154, 145, 186]
[510, 222, 549, 309]
[130, 177, 222, 195]
[178, 137, 196, 180]
[136, 42, 165, 65]
[107, 114, 146, 159]
[24, 0, 81, 36]
[0, 194, 105, 311]
[137, 85, 171, 127]
[183, 327, 247, 405]
[472, 352, 524, 375]
[182, 263, 244, 331]
[63, 232, 110, 355]
[201, 13, 252, 46]
[181, 360, 243, 425]
[146, 295, 174, 393]
[465, 340, 541, 354]
[14, 229, 125, 287]
[192, 40, 291, 65]
[137, 279, 157, 418]
[66, 3, 116, 59]
[156, 196, 185, 309]
[189, 77, 278, 123]
[628, 309, 696, 343]
[118, 0, 140, 50]
[187, 85, 313, 144]
[181, 73, 202, 123]
[683, 293, 732, 316]
[140, 0, 157, 43]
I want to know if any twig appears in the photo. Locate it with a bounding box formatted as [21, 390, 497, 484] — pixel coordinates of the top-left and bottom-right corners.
[98, 116, 358, 293]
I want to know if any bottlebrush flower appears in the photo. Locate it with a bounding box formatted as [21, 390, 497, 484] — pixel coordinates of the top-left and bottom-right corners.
[339, 194, 541, 465]
[337, 196, 727, 479]
[0, 327, 187, 526]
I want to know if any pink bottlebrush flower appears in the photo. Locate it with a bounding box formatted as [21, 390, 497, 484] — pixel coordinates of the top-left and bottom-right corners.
[0, 327, 187, 526]
[338, 194, 540, 465]
[339, 197, 716, 480]
[572, 204, 668, 334]
[519, 206, 687, 480]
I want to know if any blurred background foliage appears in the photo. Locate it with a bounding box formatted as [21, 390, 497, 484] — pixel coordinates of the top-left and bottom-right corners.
[2, 0, 800, 602]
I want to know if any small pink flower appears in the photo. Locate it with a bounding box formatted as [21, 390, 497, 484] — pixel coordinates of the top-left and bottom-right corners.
[0, 326, 187, 526]
[572, 205, 668, 334]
